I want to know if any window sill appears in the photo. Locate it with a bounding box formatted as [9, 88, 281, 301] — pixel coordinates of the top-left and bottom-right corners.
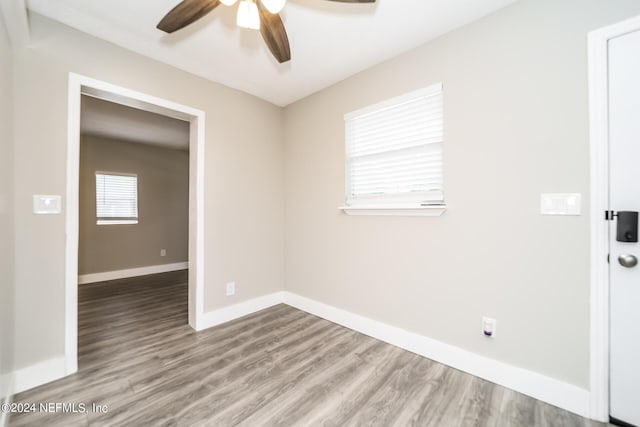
[339, 205, 446, 217]
[97, 220, 139, 225]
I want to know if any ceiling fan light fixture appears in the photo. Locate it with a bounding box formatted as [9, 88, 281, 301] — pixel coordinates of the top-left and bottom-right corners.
[220, 0, 238, 6]
[237, 0, 260, 30]
[260, 0, 286, 14]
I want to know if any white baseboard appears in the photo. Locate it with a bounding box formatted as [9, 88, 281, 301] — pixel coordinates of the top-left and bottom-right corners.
[13, 356, 66, 395]
[0, 372, 13, 401]
[78, 262, 189, 285]
[282, 292, 590, 418]
[0, 373, 13, 427]
[196, 292, 285, 331]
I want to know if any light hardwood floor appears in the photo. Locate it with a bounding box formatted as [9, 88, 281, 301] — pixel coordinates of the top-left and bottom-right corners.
[10, 271, 606, 426]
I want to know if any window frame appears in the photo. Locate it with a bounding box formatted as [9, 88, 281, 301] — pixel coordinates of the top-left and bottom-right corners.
[95, 171, 139, 225]
[341, 83, 446, 217]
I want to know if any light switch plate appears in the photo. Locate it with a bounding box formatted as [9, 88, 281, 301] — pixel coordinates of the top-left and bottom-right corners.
[540, 193, 581, 215]
[33, 195, 62, 214]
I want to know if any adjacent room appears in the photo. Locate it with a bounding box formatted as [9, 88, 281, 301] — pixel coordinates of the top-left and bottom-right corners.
[78, 96, 190, 287]
[1, 0, 640, 426]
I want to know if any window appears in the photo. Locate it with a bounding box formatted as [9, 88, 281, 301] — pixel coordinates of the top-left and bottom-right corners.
[343, 83, 444, 216]
[95, 172, 138, 225]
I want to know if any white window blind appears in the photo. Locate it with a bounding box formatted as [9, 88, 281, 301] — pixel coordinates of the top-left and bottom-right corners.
[95, 173, 138, 225]
[345, 83, 444, 206]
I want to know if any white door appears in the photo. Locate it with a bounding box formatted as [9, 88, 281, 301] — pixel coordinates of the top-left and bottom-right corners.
[609, 28, 640, 427]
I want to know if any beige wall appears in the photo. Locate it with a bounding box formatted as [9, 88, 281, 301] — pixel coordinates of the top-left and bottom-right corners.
[0, 15, 15, 399]
[283, 0, 640, 388]
[79, 135, 189, 275]
[14, 13, 285, 369]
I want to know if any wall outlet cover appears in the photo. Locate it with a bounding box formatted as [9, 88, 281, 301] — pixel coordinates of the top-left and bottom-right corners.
[226, 282, 236, 296]
[482, 316, 496, 338]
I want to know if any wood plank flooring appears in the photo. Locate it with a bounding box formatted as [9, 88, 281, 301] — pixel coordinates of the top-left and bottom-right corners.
[10, 271, 606, 427]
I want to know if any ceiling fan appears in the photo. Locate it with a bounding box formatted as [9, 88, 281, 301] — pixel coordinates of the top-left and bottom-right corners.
[157, 0, 375, 64]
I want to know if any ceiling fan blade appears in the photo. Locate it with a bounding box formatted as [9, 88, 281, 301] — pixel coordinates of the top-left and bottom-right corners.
[157, 0, 221, 34]
[258, 6, 291, 63]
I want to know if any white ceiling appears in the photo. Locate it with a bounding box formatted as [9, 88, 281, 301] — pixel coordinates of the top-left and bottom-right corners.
[27, 0, 517, 106]
[81, 95, 190, 150]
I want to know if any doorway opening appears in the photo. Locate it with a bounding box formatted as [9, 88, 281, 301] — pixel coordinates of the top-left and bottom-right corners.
[65, 74, 206, 376]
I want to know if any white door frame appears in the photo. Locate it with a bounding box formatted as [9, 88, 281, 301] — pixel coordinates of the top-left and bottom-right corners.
[588, 14, 640, 422]
[64, 73, 206, 375]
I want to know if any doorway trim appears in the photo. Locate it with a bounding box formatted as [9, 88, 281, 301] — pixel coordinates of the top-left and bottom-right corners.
[65, 73, 206, 375]
[588, 14, 640, 422]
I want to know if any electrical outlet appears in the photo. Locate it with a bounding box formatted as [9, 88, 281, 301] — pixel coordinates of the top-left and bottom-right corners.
[160, 249, 166, 257]
[226, 282, 236, 296]
[482, 317, 496, 338]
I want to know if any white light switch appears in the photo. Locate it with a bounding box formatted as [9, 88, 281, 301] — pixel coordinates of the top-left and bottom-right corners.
[33, 195, 62, 214]
[540, 193, 581, 216]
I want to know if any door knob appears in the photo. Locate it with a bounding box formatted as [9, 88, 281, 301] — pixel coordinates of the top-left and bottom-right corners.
[618, 254, 638, 268]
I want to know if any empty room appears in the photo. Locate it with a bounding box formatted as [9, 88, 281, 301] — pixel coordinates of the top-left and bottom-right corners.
[1, 0, 639, 426]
